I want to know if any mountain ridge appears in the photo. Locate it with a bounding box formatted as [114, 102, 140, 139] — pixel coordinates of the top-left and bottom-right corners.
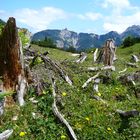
[32, 25, 140, 50]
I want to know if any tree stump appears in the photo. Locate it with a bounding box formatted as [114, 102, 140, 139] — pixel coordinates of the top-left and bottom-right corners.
[97, 39, 116, 66]
[0, 17, 27, 108]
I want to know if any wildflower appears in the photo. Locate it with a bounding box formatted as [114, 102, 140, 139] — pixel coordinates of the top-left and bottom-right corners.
[62, 92, 67, 96]
[19, 131, 26, 137]
[85, 117, 90, 121]
[107, 127, 111, 131]
[97, 92, 101, 96]
[61, 135, 66, 139]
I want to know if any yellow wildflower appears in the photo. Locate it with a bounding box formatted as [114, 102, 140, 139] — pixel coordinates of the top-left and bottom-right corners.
[62, 92, 67, 96]
[85, 117, 90, 121]
[19, 131, 26, 137]
[107, 127, 111, 131]
[97, 92, 101, 96]
[61, 135, 66, 139]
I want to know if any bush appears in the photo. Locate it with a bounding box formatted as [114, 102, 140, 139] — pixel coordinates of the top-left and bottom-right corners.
[123, 36, 135, 48]
[32, 37, 56, 48]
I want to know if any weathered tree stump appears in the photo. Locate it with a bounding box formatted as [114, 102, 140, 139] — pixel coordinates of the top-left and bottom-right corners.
[0, 17, 27, 108]
[97, 39, 116, 66]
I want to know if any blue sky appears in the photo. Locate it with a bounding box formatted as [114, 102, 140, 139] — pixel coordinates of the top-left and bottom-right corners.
[1, 0, 140, 34]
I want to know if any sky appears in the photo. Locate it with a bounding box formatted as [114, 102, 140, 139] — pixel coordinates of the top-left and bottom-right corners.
[1, 0, 140, 34]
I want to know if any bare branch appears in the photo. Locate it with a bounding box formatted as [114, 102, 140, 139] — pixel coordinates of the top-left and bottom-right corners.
[51, 78, 77, 140]
[0, 129, 13, 140]
[82, 72, 100, 88]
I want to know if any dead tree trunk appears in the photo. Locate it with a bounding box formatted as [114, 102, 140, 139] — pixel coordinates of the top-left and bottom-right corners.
[97, 39, 116, 66]
[0, 17, 27, 107]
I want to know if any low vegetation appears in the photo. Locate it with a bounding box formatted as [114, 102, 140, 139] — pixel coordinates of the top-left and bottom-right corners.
[1, 41, 140, 140]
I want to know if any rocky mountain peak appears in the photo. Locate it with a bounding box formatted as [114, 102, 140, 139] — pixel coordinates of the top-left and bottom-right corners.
[32, 25, 140, 50]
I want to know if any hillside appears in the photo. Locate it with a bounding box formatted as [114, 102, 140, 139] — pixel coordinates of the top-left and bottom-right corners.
[1, 42, 140, 139]
[32, 25, 140, 51]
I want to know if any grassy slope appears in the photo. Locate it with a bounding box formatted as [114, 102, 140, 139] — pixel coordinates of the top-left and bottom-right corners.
[0, 44, 140, 140]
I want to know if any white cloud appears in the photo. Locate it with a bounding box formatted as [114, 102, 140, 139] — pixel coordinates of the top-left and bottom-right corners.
[102, 0, 130, 8]
[8, 7, 67, 32]
[103, 11, 140, 33]
[78, 12, 102, 21]
[102, 0, 137, 15]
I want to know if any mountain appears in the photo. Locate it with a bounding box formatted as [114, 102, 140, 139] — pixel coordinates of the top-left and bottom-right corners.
[32, 25, 140, 50]
[121, 25, 140, 39]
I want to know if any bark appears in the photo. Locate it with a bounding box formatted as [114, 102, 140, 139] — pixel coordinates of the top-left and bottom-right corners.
[97, 39, 116, 66]
[0, 17, 27, 106]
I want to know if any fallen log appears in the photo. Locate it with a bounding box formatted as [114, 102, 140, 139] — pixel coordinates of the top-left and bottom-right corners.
[51, 78, 77, 140]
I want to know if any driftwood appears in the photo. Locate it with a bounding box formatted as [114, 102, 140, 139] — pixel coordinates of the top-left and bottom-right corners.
[51, 78, 77, 140]
[101, 66, 115, 71]
[76, 52, 87, 63]
[97, 39, 116, 66]
[116, 109, 139, 118]
[131, 55, 139, 63]
[82, 72, 100, 88]
[88, 65, 115, 72]
[0, 17, 27, 106]
[0, 129, 13, 140]
[127, 62, 138, 68]
[26, 49, 72, 86]
[93, 48, 98, 62]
